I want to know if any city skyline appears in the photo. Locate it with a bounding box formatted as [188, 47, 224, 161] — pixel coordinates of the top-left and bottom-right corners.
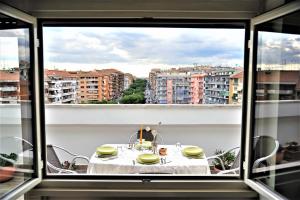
[43, 27, 245, 77]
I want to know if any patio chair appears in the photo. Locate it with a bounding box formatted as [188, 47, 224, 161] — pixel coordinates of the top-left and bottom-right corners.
[207, 147, 240, 174]
[0, 136, 34, 167]
[46, 144, 89, 174]
[252, 135, 279, 169]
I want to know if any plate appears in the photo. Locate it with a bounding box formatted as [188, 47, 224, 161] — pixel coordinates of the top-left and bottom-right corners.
[135, 141, 152, 150]
[137, 153, 159, 163]
[96, 146, 117, 155]
[136, 157, 160, 165]
[182, 151, 203, 159]
[182, 146, 203, 156]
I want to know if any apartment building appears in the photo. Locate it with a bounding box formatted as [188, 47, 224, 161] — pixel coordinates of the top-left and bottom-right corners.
[155, 72, 191, 104]
[45, 70, 78, 104]
[78, 71, 103, 103]
[190, 74, 205, 104]
[0, 69, 20, 104]
[124, 73, 134, 90]
[204, 70, 235, 104]
[97, 69, 124, 100]
[256, 70, 300, 100]
[229, 71, 244, 104]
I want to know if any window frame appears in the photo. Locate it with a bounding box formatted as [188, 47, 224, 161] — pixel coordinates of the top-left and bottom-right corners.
[38, 18, 250, 181]
[0, 3, 42, 200]
[244, 1, 300, 200]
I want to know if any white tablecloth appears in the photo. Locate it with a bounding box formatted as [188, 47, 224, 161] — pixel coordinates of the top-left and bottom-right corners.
[87, 144, 210, 175]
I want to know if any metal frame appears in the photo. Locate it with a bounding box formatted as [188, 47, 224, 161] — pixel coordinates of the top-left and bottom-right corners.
[207, 146, 240, 173]
[46, 144, 89, 174]
[244, 1, 300, 200]
[0, 3, 42, 200]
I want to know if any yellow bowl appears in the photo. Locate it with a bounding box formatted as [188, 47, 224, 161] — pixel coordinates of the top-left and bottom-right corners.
[137, 153, 159, 163]
[96, 146, 117, 155]
[182, 146, 203, 156]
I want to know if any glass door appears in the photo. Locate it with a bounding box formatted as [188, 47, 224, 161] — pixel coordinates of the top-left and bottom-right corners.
[245, 1, 300, 200]
[0, 3, 41, 200]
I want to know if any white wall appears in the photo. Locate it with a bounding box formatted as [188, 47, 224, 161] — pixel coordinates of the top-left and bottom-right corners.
[46, 124, 241, 162]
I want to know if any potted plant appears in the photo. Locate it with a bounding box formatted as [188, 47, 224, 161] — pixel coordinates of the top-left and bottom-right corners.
[0, 153, 18, 182]
[284, 141, 300, 161]
[212, 149, 236, 173]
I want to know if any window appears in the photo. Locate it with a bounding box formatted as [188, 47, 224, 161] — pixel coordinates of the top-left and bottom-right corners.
[0, 14, 37, 198]
[251, 10, 300, 199]
[41, 21, 247, 177]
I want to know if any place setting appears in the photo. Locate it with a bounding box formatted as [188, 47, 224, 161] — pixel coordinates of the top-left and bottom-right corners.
[95, 145, 118, 161]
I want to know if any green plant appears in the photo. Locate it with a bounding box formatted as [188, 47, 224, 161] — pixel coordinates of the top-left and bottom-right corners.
[62, 161, 78, 170]
[0, 153, 18, 167]
[213, 149, 236, 170]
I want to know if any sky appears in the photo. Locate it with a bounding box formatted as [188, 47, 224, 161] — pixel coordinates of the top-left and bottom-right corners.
[43, 27, 245, 77]
[258, 31, 300, 67]
[0, 29, 30, 69]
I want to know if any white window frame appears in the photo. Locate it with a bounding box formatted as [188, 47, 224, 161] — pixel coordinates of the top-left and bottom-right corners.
[244, 1, 300, 200]
[0, 3, 42, 200]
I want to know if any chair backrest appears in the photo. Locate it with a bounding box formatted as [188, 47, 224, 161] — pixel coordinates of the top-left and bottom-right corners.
[136, 129, 154, 141]
[46, 144, 62, 173]
[230, 151, 241, 170]
[253, 135, 278, 167]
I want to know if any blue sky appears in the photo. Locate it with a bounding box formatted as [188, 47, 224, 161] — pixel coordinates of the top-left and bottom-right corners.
[43, 27, 245, 77]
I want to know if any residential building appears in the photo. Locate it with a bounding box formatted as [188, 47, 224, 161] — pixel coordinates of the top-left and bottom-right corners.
[204, 70, 235, 104]
[190, 74, 205, 104]
[45, 70, 78, 104]
[124, 73, 134, 90]
[77, 71, 104, 103]
[0, 69, 20, 104]
[229, 71, 244, 104]
[155, 72, 191, 104]
[256, 70, 300, 100]
[97, 69, 124, 100]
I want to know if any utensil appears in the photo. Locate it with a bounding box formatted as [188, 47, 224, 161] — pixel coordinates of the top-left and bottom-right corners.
[100, 156, 118, 161]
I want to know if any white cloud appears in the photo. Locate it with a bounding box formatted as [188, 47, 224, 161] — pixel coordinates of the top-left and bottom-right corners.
[43, 27, 245, 77]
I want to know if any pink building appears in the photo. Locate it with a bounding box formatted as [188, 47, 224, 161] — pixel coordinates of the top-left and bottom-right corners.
[166, 79, 173, 104]
[190, 74, 205, 104]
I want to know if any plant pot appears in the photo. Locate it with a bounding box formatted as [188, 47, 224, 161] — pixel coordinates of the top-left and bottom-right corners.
[0, 166, 16, 183]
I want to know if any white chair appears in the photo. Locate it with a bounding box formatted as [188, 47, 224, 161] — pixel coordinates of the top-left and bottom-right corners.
[46, 144, 89, 174]
[252, 135, 279, 169]
[207, 147, 240, 174]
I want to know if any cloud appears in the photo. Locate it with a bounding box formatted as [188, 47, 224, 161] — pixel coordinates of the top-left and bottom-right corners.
[43, 27, 245, 76]
[258, 31, 300, 65]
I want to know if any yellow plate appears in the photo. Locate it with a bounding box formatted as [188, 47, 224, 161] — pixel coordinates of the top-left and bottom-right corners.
[96, 146, 117, 155]
[137, 154, 159, 163]
[135, 141, 152, 150]
[182, 146, 203, 156]
[136, 157, 159, 165]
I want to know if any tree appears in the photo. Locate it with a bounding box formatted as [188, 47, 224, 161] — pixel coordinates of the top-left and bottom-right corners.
[119, 78, 147, 104]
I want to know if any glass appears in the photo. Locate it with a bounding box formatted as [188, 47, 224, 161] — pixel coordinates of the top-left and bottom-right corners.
[43, 25, 245, 176]
[0, 14, 35, 198]
[251, 10, 300, 200]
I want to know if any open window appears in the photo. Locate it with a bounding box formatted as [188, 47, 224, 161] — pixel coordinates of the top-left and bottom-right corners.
[245, 2, 300, 200]
[0, 3, 41, 199]
[40, 21, 248, 178]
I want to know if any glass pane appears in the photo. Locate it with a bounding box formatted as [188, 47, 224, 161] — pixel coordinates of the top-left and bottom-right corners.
[43, 24, 245, 177]
[252, 10, 300, 200]
[0, 14, 35, 198]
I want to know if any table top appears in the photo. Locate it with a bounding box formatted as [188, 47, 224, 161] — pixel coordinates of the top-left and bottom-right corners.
[87, 144, 210, 175]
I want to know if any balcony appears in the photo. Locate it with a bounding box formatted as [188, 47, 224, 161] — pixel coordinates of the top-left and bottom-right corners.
[40, 104, 242, 168]
[0, 86, 18, 92]
[267, 89, 294, 95]
[5, 101, 298, 176]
